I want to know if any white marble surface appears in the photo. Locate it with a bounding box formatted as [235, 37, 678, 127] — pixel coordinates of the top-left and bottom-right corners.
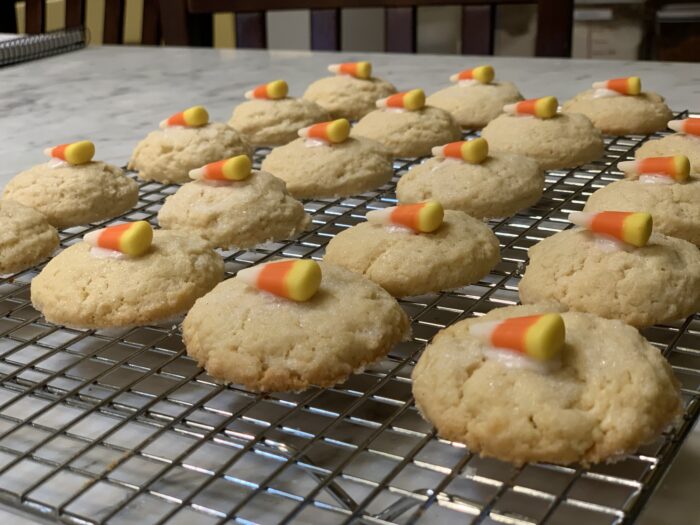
[1, 46, 700, 187]
[0, 47, 699, 525]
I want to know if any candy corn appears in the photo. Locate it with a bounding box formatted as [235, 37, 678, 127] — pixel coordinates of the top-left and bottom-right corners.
[592, 77, 641, 96]
[159, 106, 209, 129]
[43, 141, 95, 165]
[244, 80, 288, 100]
[432, 138, 488, 164]
[569, 211, 652, 248]
[470, 313, 565, 361]
[618, 155, 689, 183]
[366, 201, 444, 233]
[503, 97, 558, 119]
[237, 259, 322, 302]
[376, 89, 425, 111]
[298, 119, 351, 144]
[668, 118, 700, 137]
[328, 62, 372, 80]
[189, 155, 252, 182]
[449, 65, 494, 85]
[83, 221, 153, 257]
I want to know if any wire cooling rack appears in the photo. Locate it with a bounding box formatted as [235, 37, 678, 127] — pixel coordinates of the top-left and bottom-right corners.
[0, 112, 698, 525]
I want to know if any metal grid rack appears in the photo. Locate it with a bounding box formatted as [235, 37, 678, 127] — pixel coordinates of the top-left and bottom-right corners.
[0, 113, 698, 525]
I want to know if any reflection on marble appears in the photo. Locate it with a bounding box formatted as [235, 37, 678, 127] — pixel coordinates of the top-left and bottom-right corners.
[1, 46, 699, 188]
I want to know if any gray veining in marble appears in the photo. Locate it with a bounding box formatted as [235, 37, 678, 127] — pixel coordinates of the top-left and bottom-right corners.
[1, 46, 700, 188]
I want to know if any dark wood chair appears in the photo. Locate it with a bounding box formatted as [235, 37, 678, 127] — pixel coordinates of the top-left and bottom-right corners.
[16, 0, 161, 45]
[161, 0, 573, 57]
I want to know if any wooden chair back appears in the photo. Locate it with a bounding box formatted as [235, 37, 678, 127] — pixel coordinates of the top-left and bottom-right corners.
[163, 0, 573, 57]
[18, 0, 161, 45]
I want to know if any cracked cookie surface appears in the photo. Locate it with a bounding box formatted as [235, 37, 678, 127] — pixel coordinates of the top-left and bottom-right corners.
[128, 122, 251, 184]
[323, 210, 500, 296]
[519, 229, 700, 327]
[0, 200, 59, 275]
[158, 170, 309, 249]
[31, 230, 223, 328]
[182, 263, 410, 392]
[412, 304, 681, 465]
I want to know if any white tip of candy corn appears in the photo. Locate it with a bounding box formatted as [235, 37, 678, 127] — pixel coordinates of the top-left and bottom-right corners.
[667, 120, 683, 133]
[617, 160, 635, 173]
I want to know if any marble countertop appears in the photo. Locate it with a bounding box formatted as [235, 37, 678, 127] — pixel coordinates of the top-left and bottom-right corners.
[0, 47, 699, 525]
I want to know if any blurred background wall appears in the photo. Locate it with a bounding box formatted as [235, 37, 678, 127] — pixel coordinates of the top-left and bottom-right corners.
[11, 0, 700, 60]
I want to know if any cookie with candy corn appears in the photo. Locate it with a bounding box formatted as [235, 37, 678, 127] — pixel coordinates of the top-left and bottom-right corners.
[397, 148, 543, 219]
[428, 66, 522, 129]
[584, 169, 700, 247]
[31, 230, 223, 329]
[304, 62, 396, 120]
[412, 304, 682, 466]
[261, 134, 393, 199]
[352, 98, 461, 158]
[519, 224, 700, 327]
[324, 209, 499, 297]
[634, 120, 700, 176]
[230, 82, 329, 147]
[482, 111, 603, 170]
[158, 169, 309, 249]
[182, 262, 409, 392]
[129, 120, 251, 184]
[562, 79, 672, 135]
[4, 147, 138, 228]
[0, 200, 59, 275]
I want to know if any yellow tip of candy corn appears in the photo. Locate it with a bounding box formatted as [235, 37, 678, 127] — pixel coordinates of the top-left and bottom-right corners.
[183, 106, 209, 127]
[119, 221, 154, 257]
[417, 200, 444, 233]
[403, 89, 426, 111]
[223, 155, 252, 181]
[325, 119, 351, 143]
[286, 260, 322, 302]
[462, 138, 488, 163]
[267, 80, 289, 100]
[673, 155, 691, 182]
[354, 61, 372, 79]
[535, 96, 558, 119]
[626, 76, 642, 96]
[621, 212, 653, 248]
[524, 313, 566, 361]
[473, 65, 495, 84]
[65, 141, 95, 165]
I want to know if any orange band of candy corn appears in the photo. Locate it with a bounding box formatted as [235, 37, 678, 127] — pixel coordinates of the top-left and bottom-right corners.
[366, 201, 444, 233]
[83, 221, 153, 257]
[189, 155, 252, 182]
[432, 138, 488, 164]
[668, 118, 700, 136]
[44, 140, 95, 165]
[160, 106, 209, 128]
[594, 77, 641, 96]
[569, 211, 652, 248]
[470, 313, 565, 361]
[377, 89, 425, 111]
[618, 156, 689, 183]
[504, 97, 558, 119]
[298, 119, 351, 144]
[237, 259, 322, 302]
[328, 62, 372, 79]
[247, 80, 288, 100]
[450, 65, 494, 84]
